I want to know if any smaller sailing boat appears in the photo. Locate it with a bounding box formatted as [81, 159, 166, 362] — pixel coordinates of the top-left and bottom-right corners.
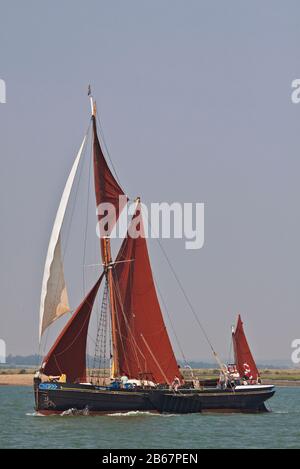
[231, 314, 261, 385]
[221, 314, 273, 410]
[34, 92, 275, 414]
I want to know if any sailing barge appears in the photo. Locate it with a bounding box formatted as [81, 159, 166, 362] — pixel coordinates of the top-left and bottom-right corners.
[34, 93, 275, 414]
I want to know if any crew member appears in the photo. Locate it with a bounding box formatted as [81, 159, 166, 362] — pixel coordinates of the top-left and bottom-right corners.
[243, 363, 253, 382]
[171, 376, 180, 391]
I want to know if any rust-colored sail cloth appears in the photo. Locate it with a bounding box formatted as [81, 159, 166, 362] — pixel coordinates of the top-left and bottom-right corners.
[42, 273, 104, 383]
[232, 315, 259, 380]
[92, 116, 127, 241]
[112, 203, 181, 384]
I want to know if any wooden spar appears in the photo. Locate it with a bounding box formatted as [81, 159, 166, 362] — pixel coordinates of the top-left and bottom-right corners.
[88, 85, 96, 117]
[102, 237, 120, 377]
[140, 334, 171, 385]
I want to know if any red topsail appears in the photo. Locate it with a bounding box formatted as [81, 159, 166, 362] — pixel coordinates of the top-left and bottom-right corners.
[92, 116, 127, 242]
[232, 314, 259, 381]
[112, 203, 182, 384]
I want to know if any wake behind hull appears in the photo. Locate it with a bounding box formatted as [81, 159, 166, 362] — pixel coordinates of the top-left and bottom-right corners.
[34, 382, 275, 415]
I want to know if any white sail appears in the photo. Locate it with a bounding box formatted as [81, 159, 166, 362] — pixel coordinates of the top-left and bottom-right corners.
[39, 136, 87, 341]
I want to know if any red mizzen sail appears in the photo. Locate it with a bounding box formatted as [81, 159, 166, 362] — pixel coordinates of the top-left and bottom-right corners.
[232, 314, 259, 380]
[42, 273, 104, 383]
[111, 203, 182, 384]
[92, 116, 127, 242]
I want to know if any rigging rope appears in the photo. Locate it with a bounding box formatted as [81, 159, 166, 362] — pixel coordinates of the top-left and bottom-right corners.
[153, 275, 189, 366]
[228, 326, 233, 364]
[82, 129, 93, 297]
[143, 211, 224, 372]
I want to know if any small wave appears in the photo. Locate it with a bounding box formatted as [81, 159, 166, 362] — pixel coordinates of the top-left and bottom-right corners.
[107, 411, 157, 417]
[60, 407, 90, 416]
[26, 412, 45, 417]
[272, 410, 299, 415]
[107, 411, 177, 417]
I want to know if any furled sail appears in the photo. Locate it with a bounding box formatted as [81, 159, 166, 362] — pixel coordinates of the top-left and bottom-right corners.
[41, 273, 104, 383]
[92, 116, 128, 243]
[39, 136, 87, 340]
[232, 314, 259, 381]
[111, 203, 182, 384]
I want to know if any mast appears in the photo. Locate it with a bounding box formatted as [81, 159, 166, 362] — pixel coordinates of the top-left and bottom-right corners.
[102, 237, 120, 377]
[89, 88, 127, 378]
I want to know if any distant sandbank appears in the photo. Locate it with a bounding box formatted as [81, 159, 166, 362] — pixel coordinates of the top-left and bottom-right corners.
[0, 374, 34, 386]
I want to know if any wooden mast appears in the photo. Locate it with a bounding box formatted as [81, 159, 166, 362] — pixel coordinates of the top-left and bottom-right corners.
[90, 88, 120, 377]
[102, 237, 120, 377]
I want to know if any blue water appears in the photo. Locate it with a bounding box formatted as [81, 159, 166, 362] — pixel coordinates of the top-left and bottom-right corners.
[0, 386, 300, 448]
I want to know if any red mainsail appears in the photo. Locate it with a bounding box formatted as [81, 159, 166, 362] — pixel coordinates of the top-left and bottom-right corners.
[232, 314, 259, 380]
[92, 116, 127, 241]
[42, 273, 104, 383]
[111, 203, 182, 384]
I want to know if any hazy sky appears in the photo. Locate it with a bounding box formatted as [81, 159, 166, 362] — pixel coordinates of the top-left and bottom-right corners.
[1, 1, 300, 364]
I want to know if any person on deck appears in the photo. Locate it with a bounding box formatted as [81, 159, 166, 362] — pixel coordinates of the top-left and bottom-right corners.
[120, 375, 129, 388]
[171, 376, 180, 391]
[242, 363, 253, 382]
[228, 365, 240, 386]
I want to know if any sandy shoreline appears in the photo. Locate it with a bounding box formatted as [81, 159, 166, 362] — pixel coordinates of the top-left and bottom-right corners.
[1, 373, 300, 387]
[0, 374, 35, 386]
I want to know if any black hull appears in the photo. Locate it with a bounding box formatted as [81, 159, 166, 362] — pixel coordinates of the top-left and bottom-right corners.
[34, 381, 275, 415]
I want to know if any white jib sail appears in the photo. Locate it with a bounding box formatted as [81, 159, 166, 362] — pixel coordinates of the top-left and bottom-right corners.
[39, 135, 87, 341]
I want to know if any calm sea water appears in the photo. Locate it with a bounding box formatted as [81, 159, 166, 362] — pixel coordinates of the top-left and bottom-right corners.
[0, 386, 300, 449]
